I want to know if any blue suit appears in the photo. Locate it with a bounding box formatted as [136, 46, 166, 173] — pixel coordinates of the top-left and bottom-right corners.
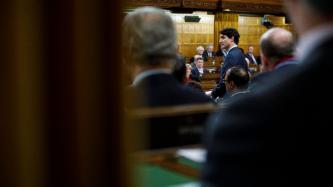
[212, 47, 248, 98]
[190, 67, 201, 82]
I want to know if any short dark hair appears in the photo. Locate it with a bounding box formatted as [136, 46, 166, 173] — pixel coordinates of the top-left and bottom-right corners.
[225, 66, 249, 89]
[220, 28, 240, 45]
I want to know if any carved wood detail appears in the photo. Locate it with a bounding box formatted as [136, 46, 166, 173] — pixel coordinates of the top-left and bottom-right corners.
[222, 0, 282, 6]
[182, 0, 218, 10]
[126, 0, 182, 8]
[125, 0, 284, 14]
[222, 2, 283, 14]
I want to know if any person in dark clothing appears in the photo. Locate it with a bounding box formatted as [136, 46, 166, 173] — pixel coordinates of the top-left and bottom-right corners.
[249, 27, 298, 92]
[122, 7, 211, 108]
[211, 28, 248, 99]
[202, 44, 216, 61]
[216, 66, 250, 105]
[201, 1, 333, 187]
[190, 56, 207, 82]
[172, 55, 187, 83]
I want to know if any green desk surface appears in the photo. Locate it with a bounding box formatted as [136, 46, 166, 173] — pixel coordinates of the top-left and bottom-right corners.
[135, 164, 199, 187]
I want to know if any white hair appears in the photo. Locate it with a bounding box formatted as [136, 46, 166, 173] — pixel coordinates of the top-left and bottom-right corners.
[196, 46, 204, 52]
[122, 7, 177, 65]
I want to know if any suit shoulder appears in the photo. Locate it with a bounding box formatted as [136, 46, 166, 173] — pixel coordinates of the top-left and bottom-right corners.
[181, 86, 212, 103]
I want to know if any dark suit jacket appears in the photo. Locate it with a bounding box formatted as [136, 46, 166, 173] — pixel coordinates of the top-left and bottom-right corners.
[190, 67, 208, 82]
[201, 37, 333, 187]
[249, 59, 298, 92]
[203, 50, 216, 61]
[212, 47, 248, 98]
[244, 53, 258, 65]
[129, 73, 212, 108]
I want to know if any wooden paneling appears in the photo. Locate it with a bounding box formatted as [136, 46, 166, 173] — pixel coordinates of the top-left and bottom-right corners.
[125, 0, 284, 14]
[222, 0, 284, 14]
[223, 0, 282, 6]
[172, 13, 214, 59]
[126, 0, 182, 8]
[182, 0, 218, 10]
[238, 15, 294, 57]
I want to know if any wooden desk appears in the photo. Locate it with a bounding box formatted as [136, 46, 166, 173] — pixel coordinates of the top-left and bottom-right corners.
[206, 57, 223, 64]
[201, 81, 216, 91]
[133, 145, 202, 179]
[201, 73, 220, 82]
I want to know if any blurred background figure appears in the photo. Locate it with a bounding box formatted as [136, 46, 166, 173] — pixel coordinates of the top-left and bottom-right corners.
[203, 43, 216, 61]
[244, 45, 258, 65]
[123, 6, 211, 108]
[185, 63, 193, 82]
[190, 45, 205, 63]
[202, 1, 333, 187]
[172, 57, 187, 84]
[249, 27, 298, 91]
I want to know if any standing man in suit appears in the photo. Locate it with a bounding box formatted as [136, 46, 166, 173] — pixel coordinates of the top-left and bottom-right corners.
[211, 28, 248, 99]
[202, 0, 333, 187]
[123, 7, 211, 108]
[249, 27, 298, 91]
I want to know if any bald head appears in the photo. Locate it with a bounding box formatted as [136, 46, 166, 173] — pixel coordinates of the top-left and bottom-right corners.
[260, 28, 294, 65]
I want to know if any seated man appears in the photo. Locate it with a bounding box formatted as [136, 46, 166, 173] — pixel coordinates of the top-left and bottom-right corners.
[216, 66, 250, 105]
[190, 56, 207, 82]
[203, 44, 216, 61]
[123, 7, 212, 108]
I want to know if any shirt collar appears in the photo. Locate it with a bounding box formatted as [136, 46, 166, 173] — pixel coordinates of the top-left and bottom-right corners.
[231, 90, 250, 97]
[297, 23, 333, 62]
[132, 69, 171, 86]
[226, 44, 238, 55]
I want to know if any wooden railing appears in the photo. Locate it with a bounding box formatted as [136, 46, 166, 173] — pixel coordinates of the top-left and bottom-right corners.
[127, 103, 221, 150]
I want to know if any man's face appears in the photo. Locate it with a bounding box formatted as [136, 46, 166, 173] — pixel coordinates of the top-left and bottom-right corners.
[208, 46, 214, 53]
[219, 34, 233, 51]
[196, 59, 204, 68]
[249, 46, 254, 54]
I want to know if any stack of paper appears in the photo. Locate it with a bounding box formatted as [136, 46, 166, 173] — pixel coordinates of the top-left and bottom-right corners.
[176, 148, 206, 163]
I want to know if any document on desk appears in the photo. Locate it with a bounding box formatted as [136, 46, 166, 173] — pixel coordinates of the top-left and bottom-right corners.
[205, 90, 212, 96]
[168, 182, 200, 187]
[176, 148, 206, 163]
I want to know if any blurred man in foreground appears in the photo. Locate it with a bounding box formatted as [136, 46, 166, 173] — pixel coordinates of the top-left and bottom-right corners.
[123, 7, 211, 108]
[249, 28, 298, 91]
[202, 0, 333, 186]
